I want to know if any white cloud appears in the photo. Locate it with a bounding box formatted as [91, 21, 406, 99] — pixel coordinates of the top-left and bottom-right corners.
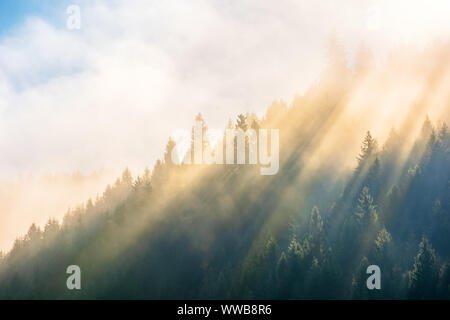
[0, 0, 449, 178]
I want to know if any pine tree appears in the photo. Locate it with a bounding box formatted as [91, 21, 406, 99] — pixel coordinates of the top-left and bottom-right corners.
[421, 116, 433, 139]
[357, 131, 378, 171]
[164, 138, 177, 165]
[26, 223, 42, 243]
[276, 252, 289, 298]
[438, 122, 448, 143]
[307, 206, 325, 258]
[233, 114, 248, 164]
[366, 156, 381, 198]
[43, 218, 60, 239]
[121, 168, 133, 188]
[382, 127, 401, 155]
[356, 187, 378, 227]
[351, 256, 370, 299]
[408, 237, 440, 299]
[373, 228, 392, 258]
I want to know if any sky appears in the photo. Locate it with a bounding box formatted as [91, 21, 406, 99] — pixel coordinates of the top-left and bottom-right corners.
[0, 1, 70, 35]
[0, 0, 43, 32]
[0, 0, 449, 179]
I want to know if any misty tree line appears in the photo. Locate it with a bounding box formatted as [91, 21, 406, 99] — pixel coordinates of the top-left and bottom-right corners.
[0, 42, 449, 299]
[0, 112, 448, 299]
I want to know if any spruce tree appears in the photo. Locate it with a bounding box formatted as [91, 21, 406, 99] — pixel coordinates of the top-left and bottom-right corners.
[408, 237, 440, 299]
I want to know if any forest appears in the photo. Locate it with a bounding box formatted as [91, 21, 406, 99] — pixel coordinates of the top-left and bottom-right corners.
[0, 42, 449, 299]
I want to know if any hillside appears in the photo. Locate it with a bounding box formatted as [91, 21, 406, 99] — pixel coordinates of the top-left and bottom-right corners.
[0, 43, 449, 299]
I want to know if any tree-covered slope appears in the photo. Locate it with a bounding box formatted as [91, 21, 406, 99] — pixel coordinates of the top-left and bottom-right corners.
[0, 44, 449, 300]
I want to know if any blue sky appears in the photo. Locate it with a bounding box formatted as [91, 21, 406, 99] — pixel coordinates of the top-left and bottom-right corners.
[0, 0, 69, 36]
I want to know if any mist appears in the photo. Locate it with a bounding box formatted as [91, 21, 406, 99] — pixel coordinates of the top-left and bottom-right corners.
[0, 0, 449, 279]
[0, 169, 118, 252]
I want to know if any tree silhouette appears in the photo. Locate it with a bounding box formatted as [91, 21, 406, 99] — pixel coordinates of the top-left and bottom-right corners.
[408, 237, 440, 299]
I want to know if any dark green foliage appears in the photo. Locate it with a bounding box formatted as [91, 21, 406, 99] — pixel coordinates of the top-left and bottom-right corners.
[408, 237, 440, 299]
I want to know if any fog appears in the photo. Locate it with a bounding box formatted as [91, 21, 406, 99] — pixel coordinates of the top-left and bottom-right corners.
[0, 170, 118, 252]
[0, 0, 449, 253]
